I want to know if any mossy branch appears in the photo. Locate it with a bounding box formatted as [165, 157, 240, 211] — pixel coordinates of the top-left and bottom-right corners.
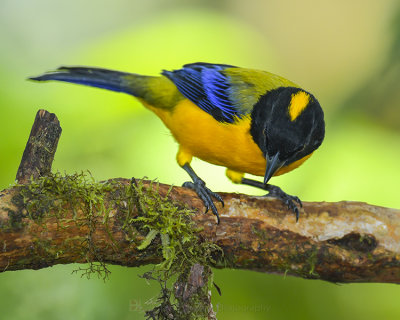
[1, 177, 400, 283]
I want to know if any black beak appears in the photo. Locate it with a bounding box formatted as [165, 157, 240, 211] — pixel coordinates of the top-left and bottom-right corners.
[264, 152, 283, 184]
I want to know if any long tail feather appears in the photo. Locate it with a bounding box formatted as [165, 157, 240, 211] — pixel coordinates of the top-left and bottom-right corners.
[29, 66, 137, 95]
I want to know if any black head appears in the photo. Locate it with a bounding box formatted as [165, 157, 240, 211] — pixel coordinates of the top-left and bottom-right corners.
[250, 87, 325, 183]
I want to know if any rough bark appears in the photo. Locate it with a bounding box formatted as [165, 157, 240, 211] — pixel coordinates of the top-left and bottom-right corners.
[1, 180, 400, 284]
[16, 109, 61, 183]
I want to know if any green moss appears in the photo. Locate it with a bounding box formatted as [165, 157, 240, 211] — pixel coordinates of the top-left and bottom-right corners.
[127, 179, 222, 320]
[287, 246, 320, 279]
[251, 225, 270, 243]
[272, 244, 320, 280]
[306, 247, 319, 277]
[5, 208, 26, 230]
[16, 171, 114, 280]
[13, 172, 222, 318]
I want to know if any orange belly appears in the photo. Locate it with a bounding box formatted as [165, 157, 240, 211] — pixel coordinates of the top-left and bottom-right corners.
[143, 98, 312, 177]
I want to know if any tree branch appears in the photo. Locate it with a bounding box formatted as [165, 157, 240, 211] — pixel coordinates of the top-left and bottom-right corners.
[1, 179, 400, 283]
[2, 109, 400, 286]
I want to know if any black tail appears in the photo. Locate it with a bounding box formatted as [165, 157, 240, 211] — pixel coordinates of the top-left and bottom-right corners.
[29, 66, 137, 95]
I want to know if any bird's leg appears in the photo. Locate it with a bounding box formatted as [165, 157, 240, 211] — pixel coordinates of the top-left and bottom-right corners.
[177, 148, 223, 223]
[241, 178, 302, 221]
[182, 163, 224, 224]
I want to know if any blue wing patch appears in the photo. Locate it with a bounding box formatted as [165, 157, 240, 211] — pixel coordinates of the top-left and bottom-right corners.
[162, 63, 242, 123]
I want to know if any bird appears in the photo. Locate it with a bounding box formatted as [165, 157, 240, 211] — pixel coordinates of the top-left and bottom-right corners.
[30, 62, 325, 223]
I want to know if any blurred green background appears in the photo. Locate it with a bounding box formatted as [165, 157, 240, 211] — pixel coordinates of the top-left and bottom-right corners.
[1, 0, 400, 319]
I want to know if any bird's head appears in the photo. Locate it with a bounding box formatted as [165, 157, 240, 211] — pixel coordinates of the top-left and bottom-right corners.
[250, 87, 325, 184]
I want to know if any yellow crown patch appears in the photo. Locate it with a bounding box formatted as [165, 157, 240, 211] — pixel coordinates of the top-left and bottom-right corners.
[288, 91, 310, 121]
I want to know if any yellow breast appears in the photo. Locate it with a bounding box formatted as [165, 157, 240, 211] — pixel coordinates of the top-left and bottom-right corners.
[142, 98, 312, 177]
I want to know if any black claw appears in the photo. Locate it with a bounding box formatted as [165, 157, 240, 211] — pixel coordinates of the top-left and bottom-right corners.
[265, 185, 302, 222]
[182, 178, 222, 224]
[241, 178, 302, 221]
[293, 196, 302, 207]
[213, 193, 224, 207]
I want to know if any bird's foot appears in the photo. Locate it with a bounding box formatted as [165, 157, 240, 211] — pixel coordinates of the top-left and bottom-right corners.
[265, 185, 302, 221]
[183, 179, 224, 224]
